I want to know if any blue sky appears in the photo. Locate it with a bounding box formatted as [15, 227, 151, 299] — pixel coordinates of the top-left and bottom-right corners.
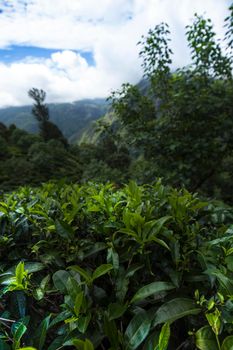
[0, 46, 63, 63]
[0, 46, 95, 65]
[0, 0, 231, 107]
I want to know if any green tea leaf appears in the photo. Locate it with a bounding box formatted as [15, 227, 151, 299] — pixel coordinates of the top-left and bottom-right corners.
[131, 282, 175, 303]
[107, 248, 119, 270]
[125, 310, 151, 350]
[92, 264, 113, 280]
[74, 292, 84, 317]
[152, 237, 170, 250]
[66, 277, 82, 300]
[13, 291, 26, 318]
[108, 302, 128, 320]
[55, 220, 74, 240]
[158, 322, 170, 350]
[84, 339, 94, 350]
[49, 311, 71, 328]
[83, 242, 107, 259]
[225, 256, 233, 272]
[147, 216, 172, 237]
[73, 339, 84, 349]
[195, 326, 218, 350]
[23, 262, 45, 273]
[68, 265, 91, 283]
[12, 322, 27, 350]
[206, 309, 221, 335]
[152, 298, 201, 327]
[142, 331, 159, 350]
[78, 313, 91, 333]
[33, 315, 51, 350]
[104, 315, 119, 348]
[211, 270, 233, 295]
[221, 336, 233, 350]
[15, 262, 25, 286]
[73, 339, 94, 350]
[48, 336, 69, 350]
[52, 270, 70, 293]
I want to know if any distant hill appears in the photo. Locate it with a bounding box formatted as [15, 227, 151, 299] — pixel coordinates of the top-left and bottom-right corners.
[0, 98, 109, 143]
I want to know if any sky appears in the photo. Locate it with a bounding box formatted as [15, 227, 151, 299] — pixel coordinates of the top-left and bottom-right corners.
[0, 0, 231, 108]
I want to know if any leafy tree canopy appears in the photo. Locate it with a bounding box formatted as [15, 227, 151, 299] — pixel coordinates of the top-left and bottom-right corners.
[109, 5, 233, 201]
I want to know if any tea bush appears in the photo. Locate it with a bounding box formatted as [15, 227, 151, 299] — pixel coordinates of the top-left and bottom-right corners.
[0, 180, 232, 349]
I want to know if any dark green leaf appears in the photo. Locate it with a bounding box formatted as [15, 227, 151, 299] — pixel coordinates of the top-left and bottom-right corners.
[33, 315, 51, 350]
[52, 270, 70, 293]
[143, 331, 159, 350]
[49, 311, 71, 328]
[104, 315, 120, 348]
[125, 310, 151, 350]
[131, 282, 175, 303]
[14, 291, 26, 318]
[152, 298, 201, 327]
[108, 303, 128, 320]
[0, 339, 10, 350]
[23, 262, 45, 273]
[55, 220, 74, 240]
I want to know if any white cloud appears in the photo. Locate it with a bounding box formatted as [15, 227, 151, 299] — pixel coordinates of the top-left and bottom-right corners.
[0, 0, 231, 107]
[0, 49, 140, 107]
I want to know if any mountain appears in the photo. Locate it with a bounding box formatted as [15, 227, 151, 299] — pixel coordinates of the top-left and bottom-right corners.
[79, 111, 117, 144]
[0, 98, 109, 143]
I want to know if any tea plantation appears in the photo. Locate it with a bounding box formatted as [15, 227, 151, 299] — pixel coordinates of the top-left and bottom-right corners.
[0, 181, 232, 349]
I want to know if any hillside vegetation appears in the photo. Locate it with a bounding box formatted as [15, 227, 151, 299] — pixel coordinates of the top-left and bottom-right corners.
[0, 181, 232, 349]
[0, 99, 108, 143]
[2, 6, 233, 200]
[1, 3, 233, 349]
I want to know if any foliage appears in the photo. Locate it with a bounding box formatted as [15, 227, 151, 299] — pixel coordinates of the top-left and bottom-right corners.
[0, 99, 108, 143]
[0, 120, 131, 189]
[1, 5, 233, 348]
[28, 88, 67, 146]
[0, 126, 78, 189]
[28, 89, 49, 123]
[0, 181, 232, 348]
[109, 3, 233, 203]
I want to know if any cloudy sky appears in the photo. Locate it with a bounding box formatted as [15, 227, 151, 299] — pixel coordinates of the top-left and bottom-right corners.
[0, 0, 231, 107]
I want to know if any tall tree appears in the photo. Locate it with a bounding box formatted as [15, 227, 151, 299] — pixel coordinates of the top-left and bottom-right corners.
[28, 88, 67, 146]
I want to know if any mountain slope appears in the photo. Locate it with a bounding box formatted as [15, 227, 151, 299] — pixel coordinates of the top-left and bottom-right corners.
[78, 111, 118, 144]
[0, 98, 109, 143]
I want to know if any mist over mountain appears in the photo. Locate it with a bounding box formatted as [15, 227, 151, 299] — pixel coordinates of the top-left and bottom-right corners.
[0, 98, 109, 143]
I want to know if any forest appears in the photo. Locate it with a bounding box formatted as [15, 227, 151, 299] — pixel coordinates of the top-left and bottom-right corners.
[0, 2, 233, 350]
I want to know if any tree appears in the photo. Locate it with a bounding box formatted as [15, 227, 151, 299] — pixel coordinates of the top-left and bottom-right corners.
[28, 88, 67, 146]
[109, 3, 233, 201]
[0, 135, 9, 159]
[0, 122, 8, 140]
[28, 139, 82, 181]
